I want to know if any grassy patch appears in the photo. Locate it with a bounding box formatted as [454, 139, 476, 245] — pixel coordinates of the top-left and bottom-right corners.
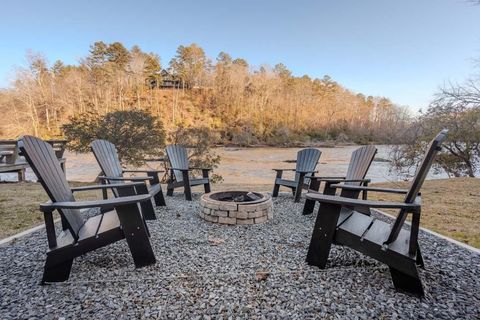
[0, 182, 101, 239]
[370, 177, 480, 249]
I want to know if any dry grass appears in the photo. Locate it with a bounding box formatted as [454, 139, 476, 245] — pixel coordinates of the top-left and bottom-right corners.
[370, 178, 480, 249]
[1, 179, 478, 248]
[0, 182, 102, 239]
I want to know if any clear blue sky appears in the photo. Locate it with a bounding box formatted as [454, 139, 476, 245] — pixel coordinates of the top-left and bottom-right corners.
[1, 0, 479, 111]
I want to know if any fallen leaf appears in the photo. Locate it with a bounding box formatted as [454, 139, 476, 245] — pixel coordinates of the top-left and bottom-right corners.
[255, 270, 270, 281]
[208, 237, 225, 246]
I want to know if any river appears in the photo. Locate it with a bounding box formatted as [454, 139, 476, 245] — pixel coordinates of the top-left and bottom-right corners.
[0, 145, 449, 185]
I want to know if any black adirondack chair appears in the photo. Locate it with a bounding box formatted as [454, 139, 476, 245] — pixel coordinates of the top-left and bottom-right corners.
[305, 130, 448, 296]
[303, 145, 377, 215]
[272, 148, 322, 202]
[19, 136, 156, 284]
[91, 140, 166, 220]
[165, 144, 211, 201]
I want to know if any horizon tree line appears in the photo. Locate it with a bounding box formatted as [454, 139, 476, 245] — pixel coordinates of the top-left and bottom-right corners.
[0, 41, 411, 145]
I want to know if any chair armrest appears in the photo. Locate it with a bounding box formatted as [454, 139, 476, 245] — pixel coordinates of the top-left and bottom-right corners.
[296, 170, 318, 174]
[144, 157, 166, 162]
[329, 184, 409, 194]
[98, 175, 154, 181]
[168, 167, 190, 172]
[321, 178, 371, 184]
[272, 168, 296, 172]
[305, 193, 420, 210]
[307, 176, 346, 181]
[122, 169, 164, 174]
[71, 182, 145, 192]
[40, 193, 152, 211]
[189, 167, 212, 171]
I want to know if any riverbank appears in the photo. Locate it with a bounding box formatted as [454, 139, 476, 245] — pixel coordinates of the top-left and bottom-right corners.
[1, 178, 478, 248]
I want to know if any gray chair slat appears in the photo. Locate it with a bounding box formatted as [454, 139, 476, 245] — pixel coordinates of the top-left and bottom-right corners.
[166, 145, 189, 182]
[345, 147, 361, 181]
[91, 140, 125, 197]
[99, 141, 113, 176]
[104, 141, 119, 177]
[344, 145, 377, 186]
[294, 148, 321, 182]
[102, 140, 120, 176]
[108, 142, 123, 177]
[20, 136, 85, 237]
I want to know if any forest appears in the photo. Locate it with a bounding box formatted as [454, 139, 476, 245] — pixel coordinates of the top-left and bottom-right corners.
[0, 41, 411, 145]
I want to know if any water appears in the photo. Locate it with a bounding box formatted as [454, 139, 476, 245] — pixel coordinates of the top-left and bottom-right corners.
[0, 145, 448, 184]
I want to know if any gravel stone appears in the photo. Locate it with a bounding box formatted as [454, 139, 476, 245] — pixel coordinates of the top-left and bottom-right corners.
[0, 193, 478, 319]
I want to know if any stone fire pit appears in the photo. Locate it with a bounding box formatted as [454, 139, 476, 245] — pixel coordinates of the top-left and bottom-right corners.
[199, 191, 273, 225]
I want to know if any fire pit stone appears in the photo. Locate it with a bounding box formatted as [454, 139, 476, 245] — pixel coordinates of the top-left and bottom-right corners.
[199, 191, 273, 225]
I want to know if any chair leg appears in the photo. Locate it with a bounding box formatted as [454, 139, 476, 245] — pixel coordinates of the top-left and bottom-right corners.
[302, 199, 315, 215]
[116, 203, 156, 268]
[294, 188, 302, 202]
[204, 182, 211, 194]
[303, 179, 321, 215]
[148, 173, 165, 206]
[184, 185, 192, 201]
[182, 172, 192, 201]
[42, 256, 74, 284]
[202, 170, 211, 194]
[141, 199, 156, 220]
[135, 184, 156, 220]
[294, 173, 306, 203]
[153, 187, 166, 207]
[416, 244, 425, 269]
[306, 203, 341, 268]
[272, 171, 283, 197]
[167, 187, 174, 196]
[389, 266, 424, 297]
[143, 214, 151, 238]
[272, 183, 280, 197]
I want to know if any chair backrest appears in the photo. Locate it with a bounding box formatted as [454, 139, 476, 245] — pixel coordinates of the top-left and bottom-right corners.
[385, 129, 448, 244]
[166, 144, 189, 182]
[91, 139, 124, 178]
[344, 145, 377, 185]
[295, 148, 322, 182]
[18, 136, 85, 240]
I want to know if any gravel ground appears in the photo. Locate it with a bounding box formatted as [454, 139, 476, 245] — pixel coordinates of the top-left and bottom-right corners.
[0, 193, 479, 319]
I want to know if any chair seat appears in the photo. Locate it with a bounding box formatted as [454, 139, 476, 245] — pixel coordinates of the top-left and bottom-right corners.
[337, 207, 354, 226]
[337, 211, 412, 257]
[189, 177, 209, 186]
[275, 178, 309, 189]
[149, 183, 162, 196]
[55, 210, 121, 249]
[363, 219, 411, 256]
[337, 211, 374, 237]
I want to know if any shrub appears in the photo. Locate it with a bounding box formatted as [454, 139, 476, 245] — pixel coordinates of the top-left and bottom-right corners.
[62, 110, 166, 165]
